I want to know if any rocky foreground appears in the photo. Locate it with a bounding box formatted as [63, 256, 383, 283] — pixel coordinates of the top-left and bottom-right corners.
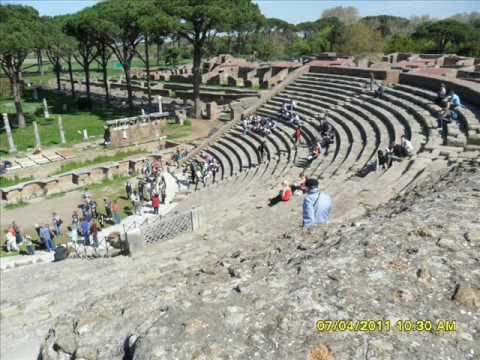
[2, 162, 479, 360]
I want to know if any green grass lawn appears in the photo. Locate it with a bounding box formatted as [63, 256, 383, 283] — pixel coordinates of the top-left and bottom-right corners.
[163, 120, 193, 140]
[0, 175, 34, 188]
[52, 149, 145, 175]
[0, 89, 138, 154]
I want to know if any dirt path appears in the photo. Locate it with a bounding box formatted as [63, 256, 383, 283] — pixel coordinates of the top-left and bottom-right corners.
[1, 190, 84, 234]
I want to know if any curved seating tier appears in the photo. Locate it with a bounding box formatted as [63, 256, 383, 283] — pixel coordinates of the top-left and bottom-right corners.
[173, 68, 480, 229]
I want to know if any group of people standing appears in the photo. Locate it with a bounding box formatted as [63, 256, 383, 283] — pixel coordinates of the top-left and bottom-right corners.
[185, 152, 220, 191]
[126, 158, 167, 216]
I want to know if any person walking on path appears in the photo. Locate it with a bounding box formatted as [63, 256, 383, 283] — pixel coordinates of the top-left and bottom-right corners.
[258, 140, 267, 162]
[39, 224, 56, 252]
[152, 193, 161, 215]
[302, 178, 332, 229]
[53, 212, 63, 236]
[294, 127, 302, 146]
[81, 219, 91, 246]
[111, 200, 122, 224]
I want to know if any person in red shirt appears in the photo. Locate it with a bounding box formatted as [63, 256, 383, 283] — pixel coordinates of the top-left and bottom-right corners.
[151, 193, 161, 215]
[269, 181, 293, 207]
[294, 126, 302, 145]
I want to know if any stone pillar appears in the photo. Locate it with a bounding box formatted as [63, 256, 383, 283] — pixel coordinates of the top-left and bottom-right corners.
[83, 129, 89, 141]
[42, 98, 49, 119]
[207, 101, 219, 121]
[141, 108, 146, 116]
[58, 116, 66, 144]
[33, 87, 39, 101]
[2, 113, 17, 153]
[157, 96, 163, 113]
[33, 121, 41, 148]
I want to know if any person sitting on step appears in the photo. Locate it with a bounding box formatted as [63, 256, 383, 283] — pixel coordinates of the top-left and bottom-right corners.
[374, 82, 385, 98]
[377, 150, 390, 171]
[319, 118, 333, 138]
[447, 91, 462, 122]
[269, 180, 293, 207]
[436, 83, 448, 106]
[400, 135, 415, 157]
[307, 142, 321, 163]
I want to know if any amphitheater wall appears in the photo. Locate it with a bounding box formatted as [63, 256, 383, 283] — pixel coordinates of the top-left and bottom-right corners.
[309, 66, 400, 84]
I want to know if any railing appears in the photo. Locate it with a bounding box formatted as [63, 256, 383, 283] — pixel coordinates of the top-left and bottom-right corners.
[124, 207, 203, 246]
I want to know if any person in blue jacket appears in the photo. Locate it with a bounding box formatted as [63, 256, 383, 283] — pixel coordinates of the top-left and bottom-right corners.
[303, 178, 332, 228]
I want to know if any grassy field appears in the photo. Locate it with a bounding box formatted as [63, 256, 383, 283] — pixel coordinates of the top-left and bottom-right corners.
[52, 149, 146, 175]
[0, 175, 34, 188]
[0, 89, 137, 154]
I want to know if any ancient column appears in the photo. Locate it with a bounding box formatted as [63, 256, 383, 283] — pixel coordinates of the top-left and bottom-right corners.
[83, 129, 89, 141]
[58, 116, 66, 144]
[43, 98, 49, 119]
[33, 121, 41, 148]
[33, 87, 39, 101]
[157, 96, 163, 113]
[2, 113, 17, 153]
[141, 108, 146, 116]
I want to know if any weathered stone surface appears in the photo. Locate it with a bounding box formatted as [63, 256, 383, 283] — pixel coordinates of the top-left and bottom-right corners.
[2, 163, 480, 360]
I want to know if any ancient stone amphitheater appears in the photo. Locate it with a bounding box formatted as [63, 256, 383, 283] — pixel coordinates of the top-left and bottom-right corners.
[2, 65, 480, 360]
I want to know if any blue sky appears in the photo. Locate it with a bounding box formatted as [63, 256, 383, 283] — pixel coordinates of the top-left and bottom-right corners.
[2, 0, 479, 23]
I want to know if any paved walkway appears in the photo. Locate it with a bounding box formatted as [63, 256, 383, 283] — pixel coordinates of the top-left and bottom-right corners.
[0, 171, 180, 271]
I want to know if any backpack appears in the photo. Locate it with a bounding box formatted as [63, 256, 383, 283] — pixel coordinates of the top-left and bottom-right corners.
[54, 246, 68, 262]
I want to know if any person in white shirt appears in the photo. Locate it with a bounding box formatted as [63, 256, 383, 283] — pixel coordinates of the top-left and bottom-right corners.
[401, 135, 414, 157]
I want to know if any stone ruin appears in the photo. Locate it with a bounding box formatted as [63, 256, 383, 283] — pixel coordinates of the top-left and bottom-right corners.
[105, 111, 168, 148]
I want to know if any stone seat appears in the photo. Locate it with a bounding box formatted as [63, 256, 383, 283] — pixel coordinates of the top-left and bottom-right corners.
[274, 90, 382, 171]
[269, 96, 368, 178]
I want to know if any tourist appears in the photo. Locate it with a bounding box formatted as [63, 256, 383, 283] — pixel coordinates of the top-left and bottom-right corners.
[52, 212, 63, 236]
[303, 178, 332, 228]
[448, 91, 462, 121]
[319, 118, 333, 138]
[104, 199, 113, 223]
[131, 191, 142, 215]
[401, 135, 414, 157]
[91, 221, 99, 247]
[291, 173, 308, 194]
[269, 181, 293, 207]
[377, 150, 389, 172]
[125, 181, 132, 200]
[375, 83, 385, 98]
[92, 200, 99, 218]
[160, 181, 167, 204]
[152, 193, 161, 215]
[307, 142, 321, 163]
[103, 126, 111, 146]
[71, 211, 79, 228]
[81, 219, 91, 246]
[39, 224, 55, 252]
[209, 160, 219, 184]
[138, 181, 145, 202]
[67, 226, 78, 246]
[294, 126, 302, 145]
[24, 234, 35, 255]
[111, 200, 122, 224]
[4, 228, 18, 252]
[258, 140, 267, 162]
[436, 83, 447, 106]
[369, 72, 375, 91]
